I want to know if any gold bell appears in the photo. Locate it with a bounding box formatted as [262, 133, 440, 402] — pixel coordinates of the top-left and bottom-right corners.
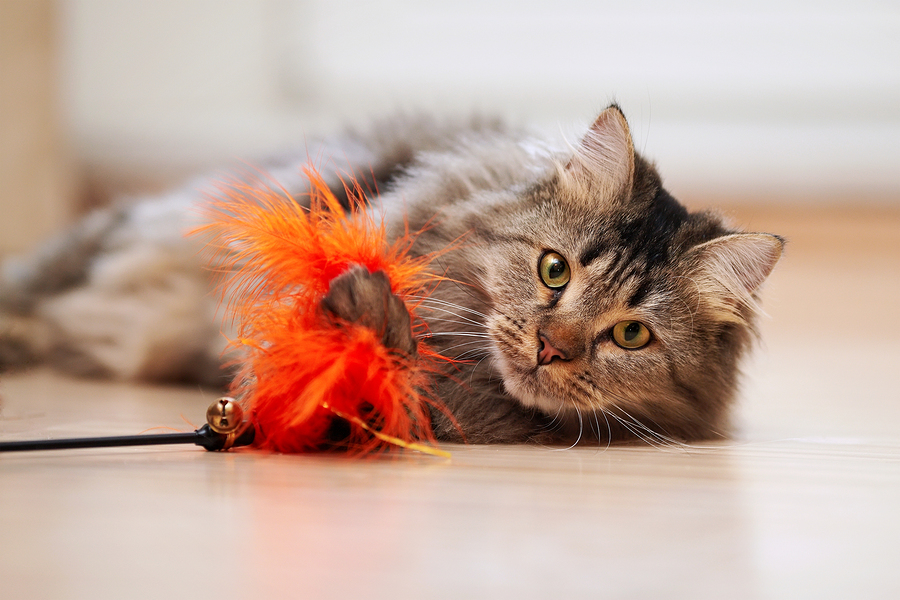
[206, 397, 244, 434]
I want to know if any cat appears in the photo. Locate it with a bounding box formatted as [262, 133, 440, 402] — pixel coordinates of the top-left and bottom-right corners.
[0, 105, 783, 445]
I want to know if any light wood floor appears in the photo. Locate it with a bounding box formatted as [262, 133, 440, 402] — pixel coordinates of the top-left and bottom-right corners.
[1, 204, 898, 599]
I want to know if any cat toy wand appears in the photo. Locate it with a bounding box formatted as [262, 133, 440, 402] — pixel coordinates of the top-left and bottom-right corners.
[0, 398, 255, 453]
[0, 168, 450, 458]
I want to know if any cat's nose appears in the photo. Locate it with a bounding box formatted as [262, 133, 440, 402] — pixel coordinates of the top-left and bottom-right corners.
[538, 333, 569, 365]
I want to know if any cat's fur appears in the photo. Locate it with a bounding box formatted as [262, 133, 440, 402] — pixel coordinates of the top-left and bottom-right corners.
[0, 105, 783, 445]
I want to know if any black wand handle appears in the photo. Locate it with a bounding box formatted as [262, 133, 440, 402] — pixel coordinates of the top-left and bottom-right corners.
[0, 398, 254, 453]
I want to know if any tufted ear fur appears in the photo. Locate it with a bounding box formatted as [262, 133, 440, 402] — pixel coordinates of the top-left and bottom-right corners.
[562, 104, 635, 201]
[688, 233, 785, 324]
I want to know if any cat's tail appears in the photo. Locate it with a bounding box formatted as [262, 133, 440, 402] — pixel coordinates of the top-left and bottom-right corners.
[0, 207, 125, 373]
[0, 190, 231, 386]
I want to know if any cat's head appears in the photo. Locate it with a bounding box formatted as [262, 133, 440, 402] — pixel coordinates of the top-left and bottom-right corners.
[479, 105, 783, 441]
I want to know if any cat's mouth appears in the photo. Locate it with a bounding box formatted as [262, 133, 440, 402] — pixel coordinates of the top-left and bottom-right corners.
[491, 338, 577, 414]
[484, 314, 581, 413]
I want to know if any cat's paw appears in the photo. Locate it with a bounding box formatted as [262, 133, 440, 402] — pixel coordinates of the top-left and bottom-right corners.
[320, 265, 417, 357]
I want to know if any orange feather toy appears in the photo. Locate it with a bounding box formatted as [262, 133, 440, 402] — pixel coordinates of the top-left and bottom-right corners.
[197, 168, 450, 456]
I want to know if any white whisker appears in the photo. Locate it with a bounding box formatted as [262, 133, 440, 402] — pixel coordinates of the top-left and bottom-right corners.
[588, 408, 601, 441]
[596, 406, 613, 451]
[410, 295, 489, 320]
[552, 404, 583, 451]
[542, 403, 567, 432]
[439, 339, 491, 354]
[605, 401, 690, 451]
[606, 410, 668, 449]
[457, 349, 491, 361]
[425, 316, 488, 329]
[423, 331, 491, 339]
[468, 353, 495, 385]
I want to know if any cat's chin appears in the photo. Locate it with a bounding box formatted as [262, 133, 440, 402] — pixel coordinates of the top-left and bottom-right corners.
[512, 390, 567, 415]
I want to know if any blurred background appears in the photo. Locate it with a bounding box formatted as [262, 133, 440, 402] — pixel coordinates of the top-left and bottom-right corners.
[1, 0, 898, 256]
[3, 7, 899, 596]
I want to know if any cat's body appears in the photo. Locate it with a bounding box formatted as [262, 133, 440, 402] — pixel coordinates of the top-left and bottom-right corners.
[0, 106, 783, 445]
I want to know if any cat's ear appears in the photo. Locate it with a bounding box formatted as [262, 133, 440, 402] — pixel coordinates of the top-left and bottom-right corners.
[564, 104, 635, 199]
[688, 233, 785, 321]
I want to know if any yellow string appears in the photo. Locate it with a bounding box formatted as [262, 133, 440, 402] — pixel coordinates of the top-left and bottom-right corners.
[322, 402, 451, 458]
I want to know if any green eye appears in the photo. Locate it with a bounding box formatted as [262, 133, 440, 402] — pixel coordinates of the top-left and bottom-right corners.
[612, 321, 652, 349]
[539, 252, 571, 289]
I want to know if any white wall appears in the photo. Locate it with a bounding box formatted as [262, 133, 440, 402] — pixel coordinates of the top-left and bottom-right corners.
[59, 0, 900, 203]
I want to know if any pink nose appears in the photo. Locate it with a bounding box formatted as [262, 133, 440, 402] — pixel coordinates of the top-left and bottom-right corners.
[538, 334, 568, 365]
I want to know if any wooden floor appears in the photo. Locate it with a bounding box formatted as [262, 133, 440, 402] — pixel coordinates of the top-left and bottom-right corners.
[1, 204, 898, 599]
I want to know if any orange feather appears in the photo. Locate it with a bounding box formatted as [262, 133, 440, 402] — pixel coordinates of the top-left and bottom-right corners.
[196, 167, 448, 455]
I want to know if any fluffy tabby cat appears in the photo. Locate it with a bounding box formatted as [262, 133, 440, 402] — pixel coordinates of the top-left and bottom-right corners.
[0, 105, 783, 445]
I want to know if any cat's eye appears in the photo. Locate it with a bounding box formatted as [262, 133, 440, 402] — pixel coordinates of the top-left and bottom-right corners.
[539, 252, 570, 289]
[612, 321, 652, 349]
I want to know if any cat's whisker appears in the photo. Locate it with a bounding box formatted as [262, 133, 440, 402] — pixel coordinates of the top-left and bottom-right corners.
[605, 401, 689, 451]
[604, 410, 668, 449]
[587, 406, 600, 439]
[430, 336, 491, 347]
[618, 416, 679, 450]
[586, 407, 613, 454]
[541, 403, 567, 433]
[551, 404, 584, 451]
[586, 407, 608, 453]
[422, 330, 490, 338]
[446, 344, 492, 359]
[424, 316, 488, 329]
[410, 296, 489, 321]
[585, 393, 669, 449]
[595, 407, 613, 451]
[417, 309, 484, 329]
[487, 356, 502, 386]
[570, 377, 678, 450]
[422, 334, 493, 363]
[458, 351, 492, 364]
[607, 398, 727, 452]
[454, 345, 490, 356]
[468, 354, 497, 385]
[425, 260, 489, 316]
